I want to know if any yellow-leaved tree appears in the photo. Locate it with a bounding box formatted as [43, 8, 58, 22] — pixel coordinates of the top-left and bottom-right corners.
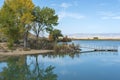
[0, 0, 35, 48]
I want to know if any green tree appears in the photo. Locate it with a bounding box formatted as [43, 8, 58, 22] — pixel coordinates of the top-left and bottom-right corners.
[49, 29, 63, 41]
[0, 0, 35, 48]
[32, 6, 58, 40]
[0, 1, 21, 48]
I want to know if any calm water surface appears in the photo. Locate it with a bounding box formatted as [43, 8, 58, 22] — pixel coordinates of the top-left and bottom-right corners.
[0, 40, 120, 80]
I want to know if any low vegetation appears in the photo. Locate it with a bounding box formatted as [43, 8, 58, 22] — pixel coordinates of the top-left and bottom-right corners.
[60, 36, 72, 42]
[28, 38, 54, 50]
[54, 43, 80, 53]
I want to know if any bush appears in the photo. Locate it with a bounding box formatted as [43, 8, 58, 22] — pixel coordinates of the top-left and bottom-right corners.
[0, 38, 7, 42]
[54, 43, 80, 53]
[7, 39, 14, 50]
[28, 38, 54, 50]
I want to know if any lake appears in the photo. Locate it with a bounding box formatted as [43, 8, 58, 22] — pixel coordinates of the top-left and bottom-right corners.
[0, 40, 120, 80]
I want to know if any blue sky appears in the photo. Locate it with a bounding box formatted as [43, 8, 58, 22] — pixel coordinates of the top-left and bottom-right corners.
[1, 0, 120, 34]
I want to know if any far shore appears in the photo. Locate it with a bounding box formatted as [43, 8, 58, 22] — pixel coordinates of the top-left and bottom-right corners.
[71, 38, 120, 41]
[0, 50, 54, 56]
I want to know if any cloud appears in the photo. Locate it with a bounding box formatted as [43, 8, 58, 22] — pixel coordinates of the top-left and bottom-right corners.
[101, 17, 110, 20]
[99, 3, 107, 6]
[98, 11, 120, 20]
[51, 1, 79, 8]
[60, 3, 72, 8]
[59, 11, 85, 20]
[112, 16, 120, 19]
[98, 11, 115, 16]
[73, 1, 79, 7]
[51, 3, 57, 6]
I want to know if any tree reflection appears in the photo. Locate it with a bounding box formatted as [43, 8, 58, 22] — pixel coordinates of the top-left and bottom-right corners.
[0, 56, 57, 80]
[40, 51, 118, 59]
[41, 52, 80, 59]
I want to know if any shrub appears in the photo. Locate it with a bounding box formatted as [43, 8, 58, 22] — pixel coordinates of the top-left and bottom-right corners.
[28, 38, 54, 50]
[54, 43, 80, 53]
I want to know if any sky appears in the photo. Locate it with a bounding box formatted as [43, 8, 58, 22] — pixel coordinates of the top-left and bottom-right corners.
[0, 0, 120, 34]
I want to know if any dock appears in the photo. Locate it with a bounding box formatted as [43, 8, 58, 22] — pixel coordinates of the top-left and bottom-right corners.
[80, 44, 118, 53]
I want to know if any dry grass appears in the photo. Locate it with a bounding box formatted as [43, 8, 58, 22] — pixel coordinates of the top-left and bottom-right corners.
[0, 42, 54, 56]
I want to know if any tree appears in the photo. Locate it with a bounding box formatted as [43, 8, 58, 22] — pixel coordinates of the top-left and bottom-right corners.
[0, 1, 21, 48]
[0, 0, 35, 48]
[49, 29, 63, 41]
[32, 6, 58, 40]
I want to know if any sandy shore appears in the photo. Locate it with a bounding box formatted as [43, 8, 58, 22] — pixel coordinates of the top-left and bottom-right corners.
[0, 50, 54, 56]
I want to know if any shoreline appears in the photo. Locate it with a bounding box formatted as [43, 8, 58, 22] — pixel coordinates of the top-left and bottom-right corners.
[0, 50, 54, 56]
[71, 39, 120, 41]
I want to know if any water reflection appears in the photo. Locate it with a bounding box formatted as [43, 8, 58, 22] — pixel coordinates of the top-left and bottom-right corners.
[41, 53, 80, 59]
[80, 51, 119, 56]
[38, 51, 118, 59]
[0, 56, 57, 80]
[0, 51, 119, 80]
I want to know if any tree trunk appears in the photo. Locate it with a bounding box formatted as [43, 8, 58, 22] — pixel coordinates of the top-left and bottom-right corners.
[36, 35, 39, 49]
[24, 32, 28, 48]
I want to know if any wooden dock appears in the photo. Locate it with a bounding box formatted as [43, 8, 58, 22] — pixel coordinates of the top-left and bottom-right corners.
[80, 44, 118, 52]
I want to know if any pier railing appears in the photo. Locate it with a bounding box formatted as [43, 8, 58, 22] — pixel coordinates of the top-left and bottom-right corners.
[80, 44, 118, 51]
